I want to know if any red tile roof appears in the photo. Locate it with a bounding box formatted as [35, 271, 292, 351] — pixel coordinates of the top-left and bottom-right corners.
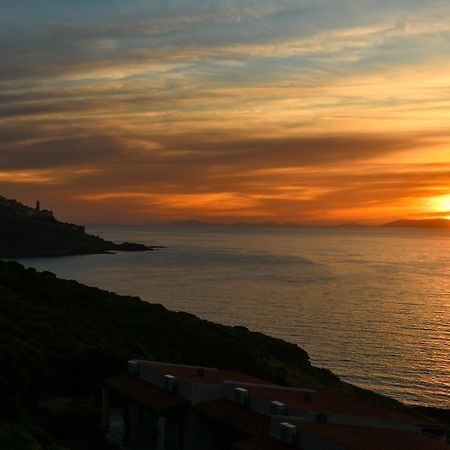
[104, 373, 189, 413]
[296, 421, 450, 450]
[236, 384, 434, 426]
[140, 361, 267, 385]
[194, 399, 270, 437]
[232, 424, 449, 450]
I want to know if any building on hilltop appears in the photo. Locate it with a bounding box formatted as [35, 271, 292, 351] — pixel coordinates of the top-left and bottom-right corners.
[102, 360, 448, 450]
[0, 196, 54, 219]
[34, 199, 54, 219]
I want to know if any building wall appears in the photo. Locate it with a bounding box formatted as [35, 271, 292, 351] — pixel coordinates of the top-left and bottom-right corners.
[181, 409, 224, 450]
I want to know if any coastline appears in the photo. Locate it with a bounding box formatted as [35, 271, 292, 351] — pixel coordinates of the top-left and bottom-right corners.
[0, 244, 162, 259]
[0, 260, 448, 447]
[0, 260, 447, 415]
[31, 223, 450, 411]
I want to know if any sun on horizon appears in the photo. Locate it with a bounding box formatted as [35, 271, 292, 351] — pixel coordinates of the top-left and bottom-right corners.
[427, 195, 450, 220]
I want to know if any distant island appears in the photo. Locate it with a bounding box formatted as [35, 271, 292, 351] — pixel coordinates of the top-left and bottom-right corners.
[1, 195, 447, 260]
[163, 218, 450, 230]
[333, 222, 371, 228]
[0, 196, 158, 257]
[382, 218, 450, 229]
[165, 219, 304, 228]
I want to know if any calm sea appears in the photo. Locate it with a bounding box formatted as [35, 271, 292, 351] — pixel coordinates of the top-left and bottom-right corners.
[16, 225, 450, 408]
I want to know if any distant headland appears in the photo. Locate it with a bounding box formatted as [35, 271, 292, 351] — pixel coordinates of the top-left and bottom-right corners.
[161, 218, 450, 230]
[381, 218, 450, 229]
[0, 196, 159, 257]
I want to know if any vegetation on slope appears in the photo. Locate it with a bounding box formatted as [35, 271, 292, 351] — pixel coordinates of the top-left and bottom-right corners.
[0, 260, 438, 449]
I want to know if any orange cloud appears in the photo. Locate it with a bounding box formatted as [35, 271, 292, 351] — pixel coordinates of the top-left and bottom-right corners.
[2, 2, 450, 224]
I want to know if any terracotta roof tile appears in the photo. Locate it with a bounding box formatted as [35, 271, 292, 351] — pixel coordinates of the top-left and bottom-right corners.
[194, 399, 270, 437]
[296, 421, 450, 450]
[140, 361, 267, 385]
[238, 384, 434, 426]
[104, 373, 189, 413]
[232, 423, 449, 450]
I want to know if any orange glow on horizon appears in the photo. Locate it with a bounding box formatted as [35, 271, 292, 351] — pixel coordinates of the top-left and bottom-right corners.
[427, 195, 450, 220]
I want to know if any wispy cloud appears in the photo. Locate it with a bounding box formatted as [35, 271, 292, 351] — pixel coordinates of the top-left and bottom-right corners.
[1, 0, 449, 222]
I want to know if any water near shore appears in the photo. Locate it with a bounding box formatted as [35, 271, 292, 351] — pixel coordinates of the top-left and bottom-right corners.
[17, 225, 450, 408]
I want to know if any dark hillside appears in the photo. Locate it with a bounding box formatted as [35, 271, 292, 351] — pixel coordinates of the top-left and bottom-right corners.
[0, 261, 439, 449]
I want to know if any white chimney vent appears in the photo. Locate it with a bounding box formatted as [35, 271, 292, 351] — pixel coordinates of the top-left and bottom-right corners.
[279, 422, 298, 445]
[164, 374, 178, 392]
[127, 360, 139, 375]
[271, 400, 287, 416]
[234, 387, 250, 406]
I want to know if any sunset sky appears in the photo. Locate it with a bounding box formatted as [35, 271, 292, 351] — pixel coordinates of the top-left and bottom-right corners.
[1, 0, 449, 224]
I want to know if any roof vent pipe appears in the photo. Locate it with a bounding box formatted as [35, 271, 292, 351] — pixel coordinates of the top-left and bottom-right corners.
[271, 401, 288, 416]
[127, 360, 139, 376]
[164, 374, 178, 393]
[235, 388, 250, 406]
[279, 422, 298, 445]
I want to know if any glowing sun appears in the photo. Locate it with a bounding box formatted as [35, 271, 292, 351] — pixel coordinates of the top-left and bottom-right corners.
[429, 194, 450, 219]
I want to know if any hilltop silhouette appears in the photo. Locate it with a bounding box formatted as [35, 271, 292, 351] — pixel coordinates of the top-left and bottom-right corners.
[0, 196, 156, 257]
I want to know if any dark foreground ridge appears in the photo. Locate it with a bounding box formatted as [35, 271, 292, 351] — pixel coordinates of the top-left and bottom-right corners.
[0, 196, 156, 257]
[0, 261, 447, 449]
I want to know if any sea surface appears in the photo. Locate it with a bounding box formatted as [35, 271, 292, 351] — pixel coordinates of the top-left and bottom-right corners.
[16, 225, 450, 408]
